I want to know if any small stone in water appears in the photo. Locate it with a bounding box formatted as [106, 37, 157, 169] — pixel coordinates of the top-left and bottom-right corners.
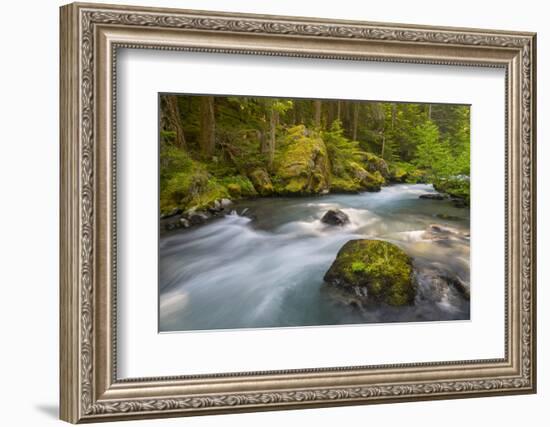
[419, 193, 446, 200]
[321, 209, 350, 226]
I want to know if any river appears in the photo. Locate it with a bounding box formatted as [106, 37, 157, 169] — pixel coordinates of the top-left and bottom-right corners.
[159, 183, 470, 332]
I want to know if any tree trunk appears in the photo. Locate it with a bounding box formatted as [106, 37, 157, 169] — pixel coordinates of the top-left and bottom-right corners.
[294, 102, 301, 125]
[200, 96, 215, 157]
[258, 129, 267, 154]
[428, 104, 432, 120]
[352, 103, 359, 141]
[162, 95, 186, 148]
[267, 107, 279, 170]
[336, 101, 342, 122]
[381, 135, 386, 158]
[342, 101, 351, 135]
[313, 100, 322, 128]
[392, 103, 397, 129]
[327, 103, 335, 127]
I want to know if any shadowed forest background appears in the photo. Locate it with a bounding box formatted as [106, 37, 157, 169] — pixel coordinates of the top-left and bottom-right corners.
[159, 95, 470, 215]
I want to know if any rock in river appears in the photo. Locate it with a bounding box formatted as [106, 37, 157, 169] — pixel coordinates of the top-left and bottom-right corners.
[321, 209, 350, 226]
[422, 224, 469, 243]
[187, 211, 210, 226]
[324, 239, 415, 307]
[419, 193, 446, 200]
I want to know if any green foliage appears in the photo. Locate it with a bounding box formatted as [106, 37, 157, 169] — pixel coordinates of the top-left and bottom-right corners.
[411, 117, 470, 200]
[159, 94, 470, 210]
[412, 121, 446, 171]
[159, 152, 213, 213]
[160, 145, 259, 213]
[434, 178, 470, 203]
[160, 145, 196, 190]
[160, 130, 177, 145]
[219, 175, 258, 197]
[323, 121, 364, 173]
[322, 122, 387, 193]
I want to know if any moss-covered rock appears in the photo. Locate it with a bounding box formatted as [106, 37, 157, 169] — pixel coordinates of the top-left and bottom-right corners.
[324, 239, 415, 307]
[248, 168, 274, 196]
[273, 125, 331, 195]
[220, 175, 258, 198]
[387, 162, 429, 184]
[363, 152, 390, 179]
[364, 170, 385, 191]
[406, 169, 427, 184]
[227, 183, 242, 197]
[159, 150, 227, 214]
[350, 162, 383, 191]
[160, 147, 257, 214]
[330, 161, 384, 193]
[330, 177, 363, 193]
[388, 164, 408, 183]
[434, 177, 470, 206]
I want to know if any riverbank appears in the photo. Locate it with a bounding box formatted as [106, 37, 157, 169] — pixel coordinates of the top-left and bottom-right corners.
[160, 123, 471, 222]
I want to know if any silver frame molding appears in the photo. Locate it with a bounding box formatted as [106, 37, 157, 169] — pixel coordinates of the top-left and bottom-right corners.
[60, 2, 537, 423]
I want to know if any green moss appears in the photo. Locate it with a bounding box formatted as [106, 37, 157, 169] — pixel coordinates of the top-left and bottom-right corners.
[434, 178, 470, 204]
[330, 162, 383, 193]
[220, 175, 258, 197]
[388, 162, 428, 184]
[363, 152, 390, 178]
[388, 164, 408, 183]
[282, 177, 309, 194]
[248, 168, 274, 196]
[364, 170, 384, 191]
[330, 177, 362, 193]
[405, 169, 427, 184]
[190, 182, 230, 211]
[227, 183, 241, 197]
[351, 261, 367, 273]
[160, 130, 177, 144]
[324, 239, 415, 306]
[159, 147, 239, 214]
[273, 125, 330, 195]
[159, 149, 211, 213]
[323, 124, 387, 193]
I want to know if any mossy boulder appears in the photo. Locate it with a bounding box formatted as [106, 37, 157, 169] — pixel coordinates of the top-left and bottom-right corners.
[324, 239, 416, 307]
[221, 175, 258, 198]
[330, 161, 384, 193]
[273, 125, 331, 195]
[349, 162, 384, 191]
[406, 169, 428, 184]
[159, 151, 229, 214]
[330, 177, 363, 193]
[388, 165, 408, 183]
[227, 183, 242, 197]
[248, 168, 274, 196]
[363, 152, 390, 178]
[387, 162, 427, 184]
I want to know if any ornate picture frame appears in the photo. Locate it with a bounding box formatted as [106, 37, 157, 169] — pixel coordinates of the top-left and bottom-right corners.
[60, 2, 536, 423]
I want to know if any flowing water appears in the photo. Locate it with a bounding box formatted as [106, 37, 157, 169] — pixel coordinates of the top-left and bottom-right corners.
[159, 184, 470, 332]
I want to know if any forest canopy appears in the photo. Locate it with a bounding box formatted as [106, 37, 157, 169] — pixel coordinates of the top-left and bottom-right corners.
[159, 94, 470, 215]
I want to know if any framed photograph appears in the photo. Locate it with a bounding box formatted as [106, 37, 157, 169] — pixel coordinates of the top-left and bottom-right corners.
[60, 2, 537, 423]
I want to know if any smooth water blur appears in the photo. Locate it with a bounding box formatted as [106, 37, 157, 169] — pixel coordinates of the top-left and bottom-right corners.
[159, 184, 470, 332]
